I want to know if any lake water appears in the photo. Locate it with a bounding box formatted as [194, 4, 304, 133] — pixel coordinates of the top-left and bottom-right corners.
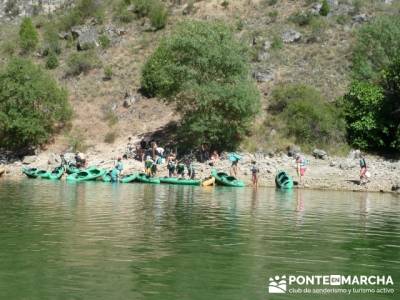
[0, 180, 399, 300]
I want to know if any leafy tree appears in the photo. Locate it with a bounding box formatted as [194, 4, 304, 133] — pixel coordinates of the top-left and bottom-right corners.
[320, 0, 330, 17]
[352, 16, 400, 81]
[0, 59, 72, 151]
[19, 17, 39, 53]
[141, 21, 260, 150]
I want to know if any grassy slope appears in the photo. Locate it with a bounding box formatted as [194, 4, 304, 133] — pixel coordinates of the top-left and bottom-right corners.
[0, 0, 398, 154]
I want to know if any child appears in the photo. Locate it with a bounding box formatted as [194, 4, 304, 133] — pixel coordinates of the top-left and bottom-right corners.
[187, 160, 195, 179]
[359, 154, 368, 185]
[251, 161, 259, 188]
[295, 154, 307, 185]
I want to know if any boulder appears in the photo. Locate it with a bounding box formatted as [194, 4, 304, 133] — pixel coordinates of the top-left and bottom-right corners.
[287, 145, 300, 157]
[352, 14, 369, 23]
[252, 69, 274, 83]
[282, 30, 301, 43]
[339, 159, 357, 170]
[123, 95, 138, 108]
[329, 161, 337, 167]
[71, 26, 99, 51]
[22, 155, 37, 165]
[347, 149, 361, 160]
[257, 51, 270, 62]
[392, 181, 400, 192]
[313, 149, 328, 160]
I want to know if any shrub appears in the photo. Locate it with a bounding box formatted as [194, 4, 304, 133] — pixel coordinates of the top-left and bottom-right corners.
[221, 0, 230, 8]
[141, 21, 260, 150]
[343, 59, 400, 151]
[149, 1, 168, 30]
[289, 11, 314, 26]
[320, 0, 330, 16]
[269, 84, 346, 146]
[58, 0, 104, 31]
[0, 58, 72, 150]
[271, 34, 283, 50]
[268, 0, 278, 5]
[46, 51, 59, 69]
[19, 17, 39, 53]
[103, 66, 113, 80]
[268, 10, 279, 22]
[99, 34, 111, 49]
[104, 131, 117, 143]
[352, 16, 400, 81]
[66, 51, 100, 76]
[43, 23, 61, 55]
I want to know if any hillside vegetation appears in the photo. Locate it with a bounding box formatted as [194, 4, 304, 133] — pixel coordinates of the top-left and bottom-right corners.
[0, 0, 399, 156]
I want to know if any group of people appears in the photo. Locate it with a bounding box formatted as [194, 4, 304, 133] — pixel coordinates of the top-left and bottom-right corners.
[64, 138, 370, 187]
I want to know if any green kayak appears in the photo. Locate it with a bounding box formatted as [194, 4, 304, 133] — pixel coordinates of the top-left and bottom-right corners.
[211, 170, 245, 187]
[36, 169, 51, 179]
[67, 167, 106, 182]
[120, 173, 137, 183]
[135, 173, 160, 184]
[102, 170, 113, 182]
[22, 167, 39, 178]
[66, 165, 80, 174]
[160, 177, 200, 186]
[48, 166, 64, 180]
[275, 171, 293, 189]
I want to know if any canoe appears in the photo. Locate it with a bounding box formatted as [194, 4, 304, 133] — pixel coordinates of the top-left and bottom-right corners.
[120, 173, 137, 183]
[135, 173, 160, 184]
[48, 166, 64, 180]
[36, 169, 51, 179]
[22, 167, 39, 178]
[211, 170, 245, 187]
[67, 167, 106, 182]
[201, 177, 215, 187]
[275, 171, 293, 189]
[66, 165, 80, 174]
[160, 177, 200, 186]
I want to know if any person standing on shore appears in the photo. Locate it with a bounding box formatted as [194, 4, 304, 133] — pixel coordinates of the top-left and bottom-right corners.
[295, 154, 307, 185]
[251, 161, 259, 188]
[229, 153, 241, 177]
[359, 154, 368, 185]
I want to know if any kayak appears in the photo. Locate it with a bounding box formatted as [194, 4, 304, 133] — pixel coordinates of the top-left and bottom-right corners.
[135, 173, 160, 184]
[275, 171, 293, 189]
[211, 170, 245, 187]
[201, 176, 215, 187]
[36, 169, 51, 179]
[120, 173, 137, 183]
[48, 166, 64, 180]
[67, 167, 106, 182]
[66, 165, 80, 174]
[22, 167, 39, 178]
[160, 177, 200, 186]
[102, 169, 119, 182]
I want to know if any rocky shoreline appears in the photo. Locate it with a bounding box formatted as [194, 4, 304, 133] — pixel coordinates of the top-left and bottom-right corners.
[1, 146, 400, 194]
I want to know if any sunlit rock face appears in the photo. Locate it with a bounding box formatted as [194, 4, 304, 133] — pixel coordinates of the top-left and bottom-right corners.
[0, 0, 73, 20]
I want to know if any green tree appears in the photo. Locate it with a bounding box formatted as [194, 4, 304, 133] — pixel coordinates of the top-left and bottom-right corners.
[352, 16, 400, 81]
[320, 0, 330, 17]
[0, 59, 72, 150]
[141, 21, 260, 150]
[19, 17, 39, 53]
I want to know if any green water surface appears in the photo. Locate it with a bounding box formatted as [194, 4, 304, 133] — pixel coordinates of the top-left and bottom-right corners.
[0, 180, 399, 300]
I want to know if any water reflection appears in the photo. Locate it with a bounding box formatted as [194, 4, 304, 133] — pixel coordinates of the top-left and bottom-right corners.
[0, 180, 399, 300]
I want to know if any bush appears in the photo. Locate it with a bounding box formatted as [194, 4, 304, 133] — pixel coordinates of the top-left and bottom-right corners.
[99, 34, 111, 49]
[66, 51, 100, 76]
[271, 34, 283, 50]
[0, 58, 72, 150]
[268, 0, 278, 5]
[320, 0, 330, 16]
[19, 17, 39, 53]
[58, 0, 104, 31]
[270, 84, 346, 147]
[45, 51, 59, 69]
[103, 66, 113, 80]
[343, 59, 400, 152]
[141, 21, 260, 150]
[149, 1, 168, 30]
[104, 131, 117, 143]
[289, 11, 314, 26]
[268, 10, 279, 22]
[43, 23, 61, 55]
[352, 16, 400, 81]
